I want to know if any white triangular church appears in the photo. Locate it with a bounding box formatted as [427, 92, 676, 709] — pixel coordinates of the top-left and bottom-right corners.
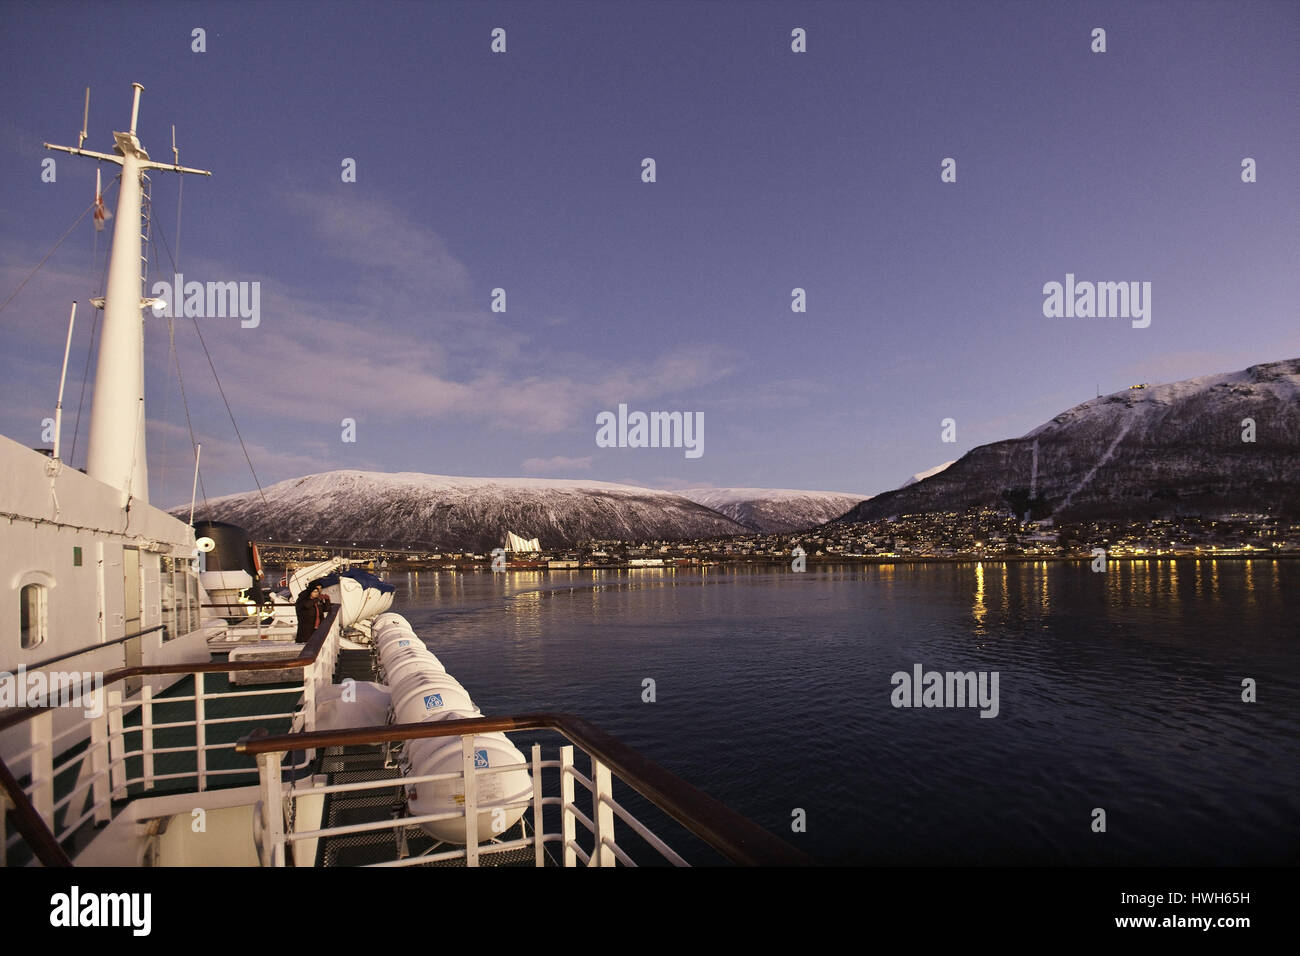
[504, 531, 540, 552]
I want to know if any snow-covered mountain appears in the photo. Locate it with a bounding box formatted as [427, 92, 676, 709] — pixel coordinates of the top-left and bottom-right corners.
[839, 358, 1300, 523]
[181, 472, 751, 551]
[676, 487, 868, 533]
[900, 461, 956, 488]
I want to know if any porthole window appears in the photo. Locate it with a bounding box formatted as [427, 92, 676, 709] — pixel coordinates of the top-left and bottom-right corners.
[20, 583, 47, 649]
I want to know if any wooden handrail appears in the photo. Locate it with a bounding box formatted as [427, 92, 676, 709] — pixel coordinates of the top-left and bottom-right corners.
[0, 757, 71, 867]
[237, 712, 812, 867]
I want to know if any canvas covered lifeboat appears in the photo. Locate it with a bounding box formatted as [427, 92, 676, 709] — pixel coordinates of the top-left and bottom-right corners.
[304, 567, 395, 628]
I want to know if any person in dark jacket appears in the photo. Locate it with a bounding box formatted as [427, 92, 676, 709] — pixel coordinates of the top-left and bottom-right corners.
[295, 583, 324, 642]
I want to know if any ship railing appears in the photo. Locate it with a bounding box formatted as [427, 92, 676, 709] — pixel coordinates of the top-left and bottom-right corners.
[200, 600, 300, 645]
[0, 606, 342, 867]
[237, 713, 810, 868]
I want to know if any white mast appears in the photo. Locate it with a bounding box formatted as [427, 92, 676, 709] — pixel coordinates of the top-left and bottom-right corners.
[44, 83, 211, 505]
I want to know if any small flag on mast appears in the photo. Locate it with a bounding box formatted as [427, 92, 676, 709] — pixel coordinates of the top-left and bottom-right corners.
[93, 168, 112, 231]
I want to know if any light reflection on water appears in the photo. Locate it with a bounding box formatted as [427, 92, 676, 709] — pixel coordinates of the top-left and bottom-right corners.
[973, 562, 987, 636]
[391, 560, 1298, 865]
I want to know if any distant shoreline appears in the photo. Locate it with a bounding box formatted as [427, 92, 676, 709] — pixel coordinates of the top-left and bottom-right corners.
[270, 552, 1300, 575]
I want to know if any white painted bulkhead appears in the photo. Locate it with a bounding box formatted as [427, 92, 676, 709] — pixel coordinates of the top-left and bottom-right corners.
[1, 433, 216, 779]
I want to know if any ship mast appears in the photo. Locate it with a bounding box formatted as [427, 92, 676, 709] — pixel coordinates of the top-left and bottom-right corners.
[44, 83, 210, 505]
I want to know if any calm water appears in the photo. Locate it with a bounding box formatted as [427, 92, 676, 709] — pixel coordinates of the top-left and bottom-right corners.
[386, 561, 1299, 865]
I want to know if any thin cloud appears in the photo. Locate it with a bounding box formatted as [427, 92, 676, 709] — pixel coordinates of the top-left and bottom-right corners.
[4, 191, 747, 497]
[147, 419, 337, 508]
[278, 189, 472, 304]
[521, 455, 594, 475]
[164, 288, 737, 434]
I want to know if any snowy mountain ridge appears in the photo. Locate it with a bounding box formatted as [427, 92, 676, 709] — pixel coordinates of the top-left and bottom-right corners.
[900, 461, 957, 488]
[676, 487, 869, 533]
[840, 357, 1300, 523]
[182, 470, 755, 551]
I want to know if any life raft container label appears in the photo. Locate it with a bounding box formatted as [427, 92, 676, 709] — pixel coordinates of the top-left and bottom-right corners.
[452, 768, 504, 804]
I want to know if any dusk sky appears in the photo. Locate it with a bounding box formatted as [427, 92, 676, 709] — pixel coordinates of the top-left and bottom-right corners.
[2, 1, 1297, 508]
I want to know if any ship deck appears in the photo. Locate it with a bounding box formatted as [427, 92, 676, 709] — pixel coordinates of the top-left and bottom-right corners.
[5, 608, 794, 867]
[35, 644, 537, 866]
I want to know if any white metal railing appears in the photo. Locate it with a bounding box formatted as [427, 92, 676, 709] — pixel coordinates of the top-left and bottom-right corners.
[250, 734, 690, 868]
[205, 608, 299, 648]
[2, 616, 341, 866]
